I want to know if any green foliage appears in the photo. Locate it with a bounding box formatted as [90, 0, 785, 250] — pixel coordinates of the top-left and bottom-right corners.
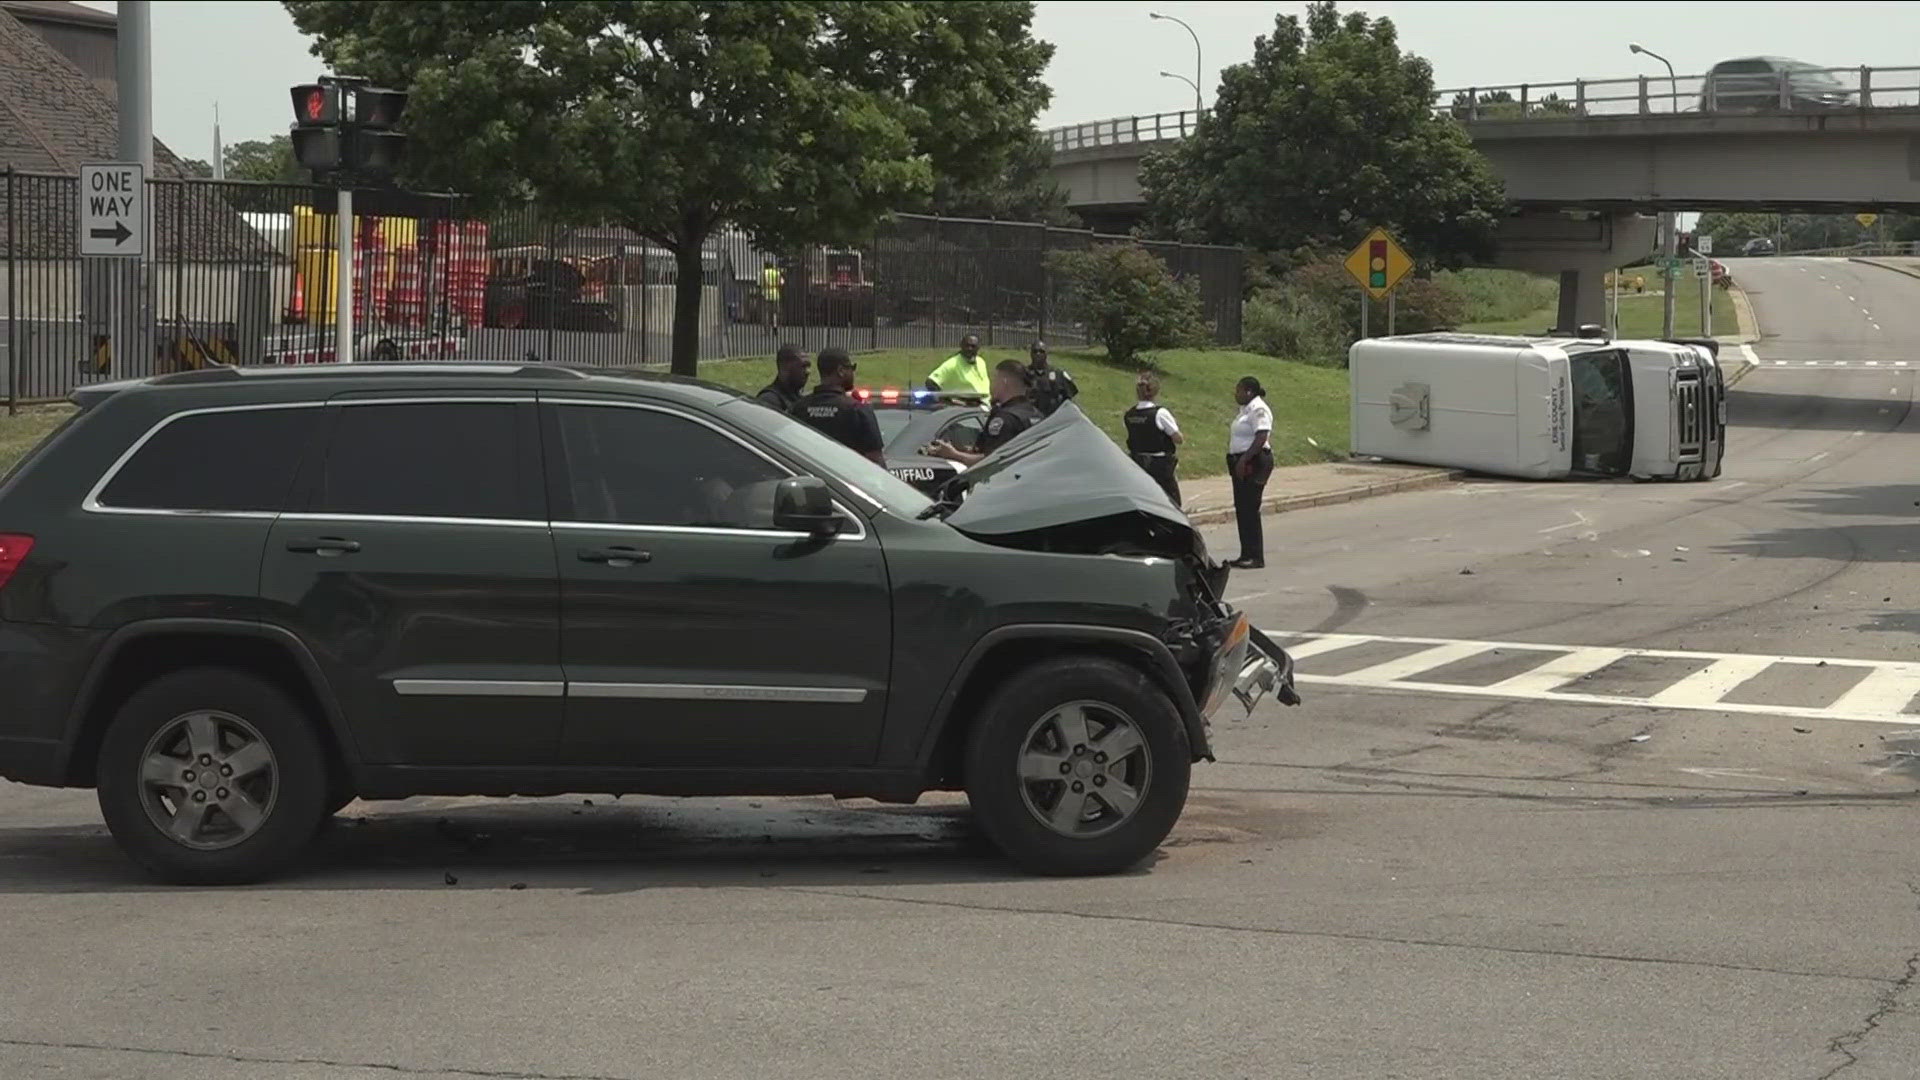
[1046, 244, 1209, 365]
[223, 136, 303, 184]
[283, 0, 1053, 375]
[1139, 1, 1505, 269]
[1694, 211, 1915, 252]
[1430, 267, 1558, 324]
[1448, 88, 1575, 119]
[929, 131, 1079, 227]
[1245, 264, 1549, 366]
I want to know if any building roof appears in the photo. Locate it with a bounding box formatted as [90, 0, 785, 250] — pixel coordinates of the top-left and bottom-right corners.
[0, 1, 115, 30]
[0, 7, 268, 260]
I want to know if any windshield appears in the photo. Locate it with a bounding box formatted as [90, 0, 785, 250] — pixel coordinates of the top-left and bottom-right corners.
[875, 410, 914, 447]
[1785, 62, 1845, 86]
[1569, 350, 1633, 477]
[719, 399, 931, 518]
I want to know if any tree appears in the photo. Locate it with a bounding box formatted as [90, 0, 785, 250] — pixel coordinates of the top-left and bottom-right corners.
[1046, 244, 1208, 364]
[285, 1, 1054, 375]
[223, 136, 303, 184]
[930, 131, 1079, 227]
[1139, 2, 1505, 270]
[177, 158, 214, 178]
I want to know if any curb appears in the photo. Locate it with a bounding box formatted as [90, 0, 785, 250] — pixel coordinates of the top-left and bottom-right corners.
[1185, 467, 1465, 526]
[1851, 256, 1920, 282]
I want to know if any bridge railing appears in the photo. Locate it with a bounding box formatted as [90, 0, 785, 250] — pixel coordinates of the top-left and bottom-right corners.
[1437, 66, 1920, 121]
[1045, 110, 1201, 153]
[1777, 240, 1920, 258]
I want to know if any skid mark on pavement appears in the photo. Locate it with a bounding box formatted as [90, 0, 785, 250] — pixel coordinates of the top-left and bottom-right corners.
[1269, 629, 1920, 727]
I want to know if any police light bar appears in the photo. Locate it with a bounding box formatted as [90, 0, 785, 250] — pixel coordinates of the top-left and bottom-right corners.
[880, 388, 899, 403]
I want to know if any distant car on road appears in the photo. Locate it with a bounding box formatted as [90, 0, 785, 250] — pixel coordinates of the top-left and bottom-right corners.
[1742, 237, 1777, 257]
[1702, 57, 1854, 112]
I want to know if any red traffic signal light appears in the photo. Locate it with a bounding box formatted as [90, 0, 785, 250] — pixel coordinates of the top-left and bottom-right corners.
[290, 83, 337, 125]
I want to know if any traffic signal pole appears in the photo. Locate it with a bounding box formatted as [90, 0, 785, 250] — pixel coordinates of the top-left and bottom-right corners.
[113, 0, 153, 377]
[335, 187, 353, 363]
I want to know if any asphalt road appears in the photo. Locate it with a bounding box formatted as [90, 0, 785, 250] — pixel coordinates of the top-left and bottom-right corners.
[5, 257, 1920, 1079]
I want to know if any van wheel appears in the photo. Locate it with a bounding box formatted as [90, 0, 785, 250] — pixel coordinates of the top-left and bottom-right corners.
[965, 656, 1190, 876]
[96, 668, 329, 885]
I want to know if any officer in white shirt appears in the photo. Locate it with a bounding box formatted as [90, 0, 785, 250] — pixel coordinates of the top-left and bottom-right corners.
[1225, 376, 1274, 569]
[1122, 371, 1184, 506]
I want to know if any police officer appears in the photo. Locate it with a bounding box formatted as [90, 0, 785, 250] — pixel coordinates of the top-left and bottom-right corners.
[1123, 370, 1184, 507]
[928, 360, 1044, 466]
[792, 347, 887, 466]
[753, 343, 809, 413]
[1026, 341, 1078, 416]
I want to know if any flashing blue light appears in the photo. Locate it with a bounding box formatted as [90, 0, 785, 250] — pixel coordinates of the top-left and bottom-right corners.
[912, 389, 933, 402]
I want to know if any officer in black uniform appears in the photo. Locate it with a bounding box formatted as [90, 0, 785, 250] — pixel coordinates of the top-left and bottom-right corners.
[1123, 370, 1185, 506]
[1026, 341, 1078, 416]
[791, 347, 887, 466]
[928, 360, 1044, 467]
[754, 343, 809, 413]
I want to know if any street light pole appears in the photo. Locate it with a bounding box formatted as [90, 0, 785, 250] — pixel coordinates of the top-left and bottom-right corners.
[1148, 11, 1203, 115]
[1159, 71, 1200, 110]
[1628, 42, 1679, 113]
[1629, 43, 1682, 336]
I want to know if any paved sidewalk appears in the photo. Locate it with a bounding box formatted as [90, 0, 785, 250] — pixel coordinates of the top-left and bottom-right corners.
[1179, 460, 1461, 525]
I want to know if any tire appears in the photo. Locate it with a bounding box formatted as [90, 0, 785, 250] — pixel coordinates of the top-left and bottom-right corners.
[964, 655, 1191, 876]
[95, 668, 331, 885]
[372, 338, 400, 362]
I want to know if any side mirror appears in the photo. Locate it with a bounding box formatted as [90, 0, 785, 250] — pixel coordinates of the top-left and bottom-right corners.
[772, 477, 843, 536]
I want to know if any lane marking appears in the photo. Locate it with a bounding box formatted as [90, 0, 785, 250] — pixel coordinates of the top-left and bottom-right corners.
[1866, 361, 1880, 366]
[1538, 510, 1592, 535]
[1270, 629, 1920, 727]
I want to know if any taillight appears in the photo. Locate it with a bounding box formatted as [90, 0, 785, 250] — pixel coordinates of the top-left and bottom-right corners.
[0, 533, 34, 591]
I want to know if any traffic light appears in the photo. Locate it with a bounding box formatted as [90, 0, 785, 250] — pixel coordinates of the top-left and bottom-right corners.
[347, 87, 407, 177]
[287, 78, 408, 183]
[1368, 239, 1388, 289]
[289, 83, 343, 173]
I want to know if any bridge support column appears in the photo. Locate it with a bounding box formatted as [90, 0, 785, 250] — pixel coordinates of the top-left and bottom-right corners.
[1491, 211, 1659, 335]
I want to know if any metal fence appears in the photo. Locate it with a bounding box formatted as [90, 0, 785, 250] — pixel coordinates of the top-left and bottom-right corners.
[1, 170, 1245, 408]
[1046, 110, 1202, 154]
[1437, 65, 1920, 121]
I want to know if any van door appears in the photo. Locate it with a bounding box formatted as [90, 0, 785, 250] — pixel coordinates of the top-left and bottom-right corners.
[1567, 349, 1634, 476]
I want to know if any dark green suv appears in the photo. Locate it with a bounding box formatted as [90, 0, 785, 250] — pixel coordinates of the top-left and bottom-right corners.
[0, 363, 1294, 884]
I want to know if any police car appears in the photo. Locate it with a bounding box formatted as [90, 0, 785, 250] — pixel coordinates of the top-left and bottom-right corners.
[855, 387, 990, 494]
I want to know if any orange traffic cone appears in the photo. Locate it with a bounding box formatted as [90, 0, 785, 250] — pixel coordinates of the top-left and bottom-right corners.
[289, 272, 306, 323]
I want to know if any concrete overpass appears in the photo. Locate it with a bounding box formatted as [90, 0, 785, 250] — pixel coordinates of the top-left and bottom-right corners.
[1046, 65, 1920, 328]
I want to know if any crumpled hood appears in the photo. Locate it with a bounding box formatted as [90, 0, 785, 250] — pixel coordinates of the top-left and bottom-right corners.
[944, 402, 1201, 557]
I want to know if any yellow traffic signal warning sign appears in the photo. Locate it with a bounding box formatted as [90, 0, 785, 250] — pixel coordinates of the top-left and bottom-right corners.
[1857, 212, 1879, 228]
[1344, 227, 1414, 299]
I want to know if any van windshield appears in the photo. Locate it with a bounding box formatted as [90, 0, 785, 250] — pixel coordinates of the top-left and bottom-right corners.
[1569, 350, 1633, 476]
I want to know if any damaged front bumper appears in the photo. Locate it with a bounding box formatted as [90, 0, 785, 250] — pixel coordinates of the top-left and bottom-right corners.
[1197, 614, 1302, 726]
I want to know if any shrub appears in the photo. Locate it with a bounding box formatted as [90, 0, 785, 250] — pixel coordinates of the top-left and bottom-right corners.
[1047, 244, 1209, 364]
[1432, 268, 1558, 325]
[1244, 287, 1347, 366]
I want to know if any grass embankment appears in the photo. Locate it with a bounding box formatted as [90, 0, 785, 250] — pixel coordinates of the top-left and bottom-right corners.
[1460, 266, 1738, 338]
[702, 346, 1349, 478]
[0, 406, 71, 476]
[0, 348, 1350, 479]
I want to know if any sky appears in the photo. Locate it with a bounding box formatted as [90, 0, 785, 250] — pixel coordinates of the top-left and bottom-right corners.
[75, 0, 1920, 165]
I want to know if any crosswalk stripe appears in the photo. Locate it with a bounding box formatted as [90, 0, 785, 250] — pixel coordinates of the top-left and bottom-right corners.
[1268, 629, 1920, 726]
[1483, 647, 1626, 695]
[1335, 641, 1492, 683]
[1645, 656, 1773, 707]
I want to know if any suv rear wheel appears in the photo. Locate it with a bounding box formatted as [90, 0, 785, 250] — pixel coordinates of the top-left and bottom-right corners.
[96, 668, 330, 885]
[964, 655, 1191, 876]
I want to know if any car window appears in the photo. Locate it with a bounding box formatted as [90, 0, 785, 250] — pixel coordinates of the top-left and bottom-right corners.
[315, 402, 520, 520]
[97, 407, 319, 512]
[942, 413, 987, 452]
[1711, 60, 1771, 75]
[550, 404, 791, 530]
[719, 398, 931, 518]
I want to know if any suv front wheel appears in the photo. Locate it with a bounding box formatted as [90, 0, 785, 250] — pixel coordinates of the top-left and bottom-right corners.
[965, 655, 1192, 876]
[96, 668, 331, 885]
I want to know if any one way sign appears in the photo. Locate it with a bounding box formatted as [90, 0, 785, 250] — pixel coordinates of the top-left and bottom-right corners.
[78, 162, 144, 257]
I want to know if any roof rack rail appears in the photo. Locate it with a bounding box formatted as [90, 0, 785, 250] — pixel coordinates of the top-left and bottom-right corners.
[148, 365, 243, 386]
[511, 364, 591, 380]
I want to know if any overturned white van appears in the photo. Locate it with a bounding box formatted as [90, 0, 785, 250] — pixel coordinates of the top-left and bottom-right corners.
[1349, 333, 1726, 481]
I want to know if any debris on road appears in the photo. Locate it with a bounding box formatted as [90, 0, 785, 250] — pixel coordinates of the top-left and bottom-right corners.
[444, 872, 459, 886]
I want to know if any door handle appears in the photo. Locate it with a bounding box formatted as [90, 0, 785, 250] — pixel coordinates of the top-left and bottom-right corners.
[285, 536, 361, 556]
[578, 545, 652, 566]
